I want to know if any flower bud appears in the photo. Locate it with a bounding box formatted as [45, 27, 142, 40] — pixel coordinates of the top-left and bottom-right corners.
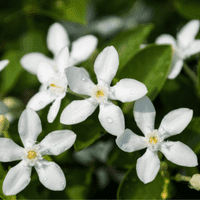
[0, 115, 9, 131]
[189, 174, 200, 191]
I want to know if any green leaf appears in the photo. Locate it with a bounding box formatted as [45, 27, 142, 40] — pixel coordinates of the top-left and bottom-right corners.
[117, 166, 173, 199]
[119, 44, 172, 113]
[0, 51, 23, 95]
[65, 168, 93, 199]
[173, 0, 200, 19]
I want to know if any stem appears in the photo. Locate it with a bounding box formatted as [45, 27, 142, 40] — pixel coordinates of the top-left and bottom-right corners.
[173, 173, 191, 182]
[183, 63, 198, 86]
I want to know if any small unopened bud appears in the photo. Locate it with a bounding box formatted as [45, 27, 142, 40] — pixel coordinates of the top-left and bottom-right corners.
[189, 174, 200, 191]
[0, 115, 9, 131]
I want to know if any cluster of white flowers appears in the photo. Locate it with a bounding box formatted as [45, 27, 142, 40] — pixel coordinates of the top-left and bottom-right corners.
[0, 20, 199, 195]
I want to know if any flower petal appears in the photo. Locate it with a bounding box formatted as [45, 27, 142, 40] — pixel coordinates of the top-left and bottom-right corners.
[18, 108, 42, 148]
[27, 91, 56, 111]
[0, 59, 9, 71]
[0, 138, 24, 162]
[39, 130, 76, 156]
[168, 59, 183, 79]
[3, 160, 32, 195]
[47, 93, 66, 123]
[47, 23, 70, 56]
[20, 53, 53, 75]
[134, 96, 156, 136]
[37, 61, 56, 84]
[94, 46, 119, 86]
[177, 20, 200, 49]
[136, 149, 160, 184]
[55, 46, 69, 73]
[182, 39, 200, 58]
[65, 66, 95, 96]
[155, 34, 177, 47]
[109, 78, 147, 102]
[60, 98, 98, 125]
[35, 160, 66, 191]
[116, 129, 146, 152]
[158, 108, 193, 139]
[69, 35, 98, 65]
[161, 141, 198, 167]
[99, 101, 125, 136]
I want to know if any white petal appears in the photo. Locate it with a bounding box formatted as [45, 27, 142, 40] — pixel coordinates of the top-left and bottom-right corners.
[155, 34, 177, 47]
[168, 59, 183, 79]
[136, 149, 160, 184]
[20, 53, 53, 75]
[47, 93, 65, 123]
[18, 108, 42, 148]
[0, 138, 24, 162]
[94, 46, 119, 86]
[60, 98, 98, 125]
[47, 23, 70, 56]
[55, 46, 69, 73]
[0, 60, 9, 71]
[99, 101, 125, 136]
[161, 141, 198, 167]
[134, 96, 156, 136]
[37, 61, 56, 84]
[65, 66, 95, 96]
[27, 91, 56, 111]
[69, 35, 98, 65]
[3, 160, 32, 195]
[35, 160, 66, 190]
[177, 20, 200, 48]
[182, 39, 200, 58]
[116, 129, 146, 152]
[158, 108, 193, 139]
[109, 78, 147, 102]
[39, 130, 76, 155]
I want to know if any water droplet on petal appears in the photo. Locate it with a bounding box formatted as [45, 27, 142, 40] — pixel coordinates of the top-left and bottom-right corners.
[61, 182, 65, 188]
[106, 117, 113, 123]
[44, 177, 48, 181]
[81, 77, 86, 81]
[73, 120, 76, 123]
[52, 143, 55, 147]
[114, 120, 117, 124]
[57, 148, 60, 154]
[130, 90, 135, 94]
[39, 101, 43, 105]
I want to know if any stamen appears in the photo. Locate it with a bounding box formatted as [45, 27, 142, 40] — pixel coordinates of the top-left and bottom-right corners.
[27, 150, 37, 159]
[96, 90, 105, 98]
[91, 85, 108, 103]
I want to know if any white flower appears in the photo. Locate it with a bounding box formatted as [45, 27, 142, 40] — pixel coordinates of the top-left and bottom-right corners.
[0, 59, 9, 71]
[0, 108, 76, 195]
[156, 20, 200, 79]
[116, 96, 198, 184]
[60, 46, 147, 136]
[20, 22, 98, 75]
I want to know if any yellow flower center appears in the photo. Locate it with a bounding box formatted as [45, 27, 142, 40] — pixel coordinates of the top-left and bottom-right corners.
[27, 150, 37, 160]
[96, 90, 105, 98]
[149, 136, 158, 145]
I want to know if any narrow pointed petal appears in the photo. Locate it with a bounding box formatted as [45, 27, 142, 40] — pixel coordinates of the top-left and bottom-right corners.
[161, 141, 198, 167]
[0, 60, 9, 71]
[47, 23, 70, 56]
[158, 108, 193, 139]
[168, 59, 183, 79]
[47, 93, 65, 123]
[39, 130, 76, 156]
[116, 129, 146, 152]
[94, 46, 119, 86]
[27, 91, 56, 111]
[55, 46, 69, 73]
[0, 138, 24, 162]
[37, 61, 56, 84]
[3, 160, 32, 195]
[60, 98, 98, 125]
[20, 53, 53, 75]
[99, 101, 125, 136]
[177, 20, 200, 48]
[18, 108, 42, 148]
[155, 34, 177, 47]
[69, 35, 98, 65]
[109, 78, 147, 102]
[182, 40, 200, 58]
[65, 66, 95, 96]
[35, 160, 66, 191]
[134, 96, 156, 136]
[136, 149, 160, 184]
